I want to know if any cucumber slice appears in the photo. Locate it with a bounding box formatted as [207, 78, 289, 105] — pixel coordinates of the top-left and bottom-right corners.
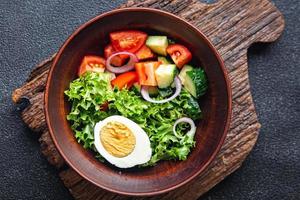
[178, 65, 193, 84]
[158, 56, 172, 64]
[146, 36, 168, 56]
[155, 64, 177, 88]
[184, 68, 208, 98]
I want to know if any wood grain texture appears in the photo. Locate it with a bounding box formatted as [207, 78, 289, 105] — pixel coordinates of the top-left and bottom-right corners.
[12, 0, 284, 199]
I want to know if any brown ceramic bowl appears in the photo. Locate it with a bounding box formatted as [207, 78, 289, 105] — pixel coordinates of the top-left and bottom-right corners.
[45, 8, 231, 196]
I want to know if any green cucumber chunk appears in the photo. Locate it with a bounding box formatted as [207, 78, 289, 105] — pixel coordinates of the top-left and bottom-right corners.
[155, 64, 177, 88]
[178, 65, 193, 85]
[146, 36, 168, 56]
[184, 68, 208, 98]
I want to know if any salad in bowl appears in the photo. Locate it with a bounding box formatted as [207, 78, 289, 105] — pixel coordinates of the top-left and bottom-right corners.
[64, 30, 208, 168]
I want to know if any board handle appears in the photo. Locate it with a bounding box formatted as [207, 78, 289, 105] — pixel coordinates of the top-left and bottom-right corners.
[123, 0, 285, 50]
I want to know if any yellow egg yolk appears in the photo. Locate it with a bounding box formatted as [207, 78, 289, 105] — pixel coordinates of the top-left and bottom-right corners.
[100, 121, 136, 158]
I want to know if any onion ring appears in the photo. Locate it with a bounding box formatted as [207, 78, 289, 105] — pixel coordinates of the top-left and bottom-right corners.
[173, 117, 196, 138]
[106, 51, 138, 74]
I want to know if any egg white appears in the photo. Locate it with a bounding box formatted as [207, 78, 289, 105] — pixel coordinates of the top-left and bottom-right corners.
[94, 115, 152, 168]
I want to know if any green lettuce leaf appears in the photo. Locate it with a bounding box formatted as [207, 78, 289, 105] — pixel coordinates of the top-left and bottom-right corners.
[65, 72, 202, 166]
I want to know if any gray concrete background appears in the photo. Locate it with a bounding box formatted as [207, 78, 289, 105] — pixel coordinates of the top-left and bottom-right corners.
[0, 0, 299, 199]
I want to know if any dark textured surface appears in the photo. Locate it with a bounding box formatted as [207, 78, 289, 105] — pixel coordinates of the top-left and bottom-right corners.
[0, 0, 299, 200]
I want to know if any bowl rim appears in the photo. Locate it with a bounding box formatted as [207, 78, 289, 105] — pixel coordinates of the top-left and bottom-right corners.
[45, 7, 232, 196]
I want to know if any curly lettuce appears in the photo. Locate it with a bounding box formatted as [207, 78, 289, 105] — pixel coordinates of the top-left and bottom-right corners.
[64, 72, 202, 166]
[64, 72, 114, 149]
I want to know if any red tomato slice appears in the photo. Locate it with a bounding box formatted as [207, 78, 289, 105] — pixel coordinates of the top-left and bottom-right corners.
[135, 45, 155, 60]
[135, 61, 161, 86]
[78, 56, 106, 76]
[110, 30, 147, 53]
[166, 44, 192, 68]
[104, 44, 128, 67]
[111, 71, 138, 89]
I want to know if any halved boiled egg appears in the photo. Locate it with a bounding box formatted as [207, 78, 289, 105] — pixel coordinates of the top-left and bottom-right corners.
[94, 115, 152, 168]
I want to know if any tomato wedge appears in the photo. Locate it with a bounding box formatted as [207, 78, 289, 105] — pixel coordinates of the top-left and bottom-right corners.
[78, 56, 106, 76]
[111, 71, 138, 89]
[135, 61, 161, 86]
[135, 45, 155, 60]
[166, 44, 192, 68]
[104, 44, 128, 67]
[110, 30, 147, 53]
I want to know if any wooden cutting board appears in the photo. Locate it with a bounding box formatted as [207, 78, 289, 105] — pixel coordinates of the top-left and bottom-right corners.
[12, 0, 284, 199]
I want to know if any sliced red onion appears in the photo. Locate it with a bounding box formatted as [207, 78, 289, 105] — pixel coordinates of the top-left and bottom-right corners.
[141, 76, 182, 104]
[106, 51, 138, 74]
[173, 117, 196, 138]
